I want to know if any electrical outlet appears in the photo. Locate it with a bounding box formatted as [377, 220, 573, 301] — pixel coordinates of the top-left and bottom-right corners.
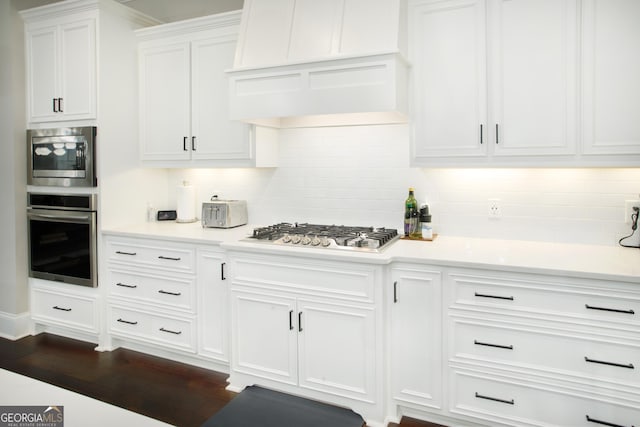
[625, 199, 640, 224]
[488, 198, 502, 218]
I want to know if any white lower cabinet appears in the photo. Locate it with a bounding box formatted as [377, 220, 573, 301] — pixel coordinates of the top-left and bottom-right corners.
[104, 236, 228, 364]
[445, 268, 640, 427]
[30, 282, 100, 337]
[228, 251, 383, 425]
[389, 265, 443, 414]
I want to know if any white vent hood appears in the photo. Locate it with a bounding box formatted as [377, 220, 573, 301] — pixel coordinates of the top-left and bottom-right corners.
[227, 0, 409, 128]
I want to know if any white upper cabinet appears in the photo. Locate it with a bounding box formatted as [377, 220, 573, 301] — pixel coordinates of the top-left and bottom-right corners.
[488, 0, 577, 157]
[25, 15, 96, 123]
[581, 0, 640, 156]
[409, 0, 487, 160]
[411, 0, 578, 166]
[137, 12, 277, 167]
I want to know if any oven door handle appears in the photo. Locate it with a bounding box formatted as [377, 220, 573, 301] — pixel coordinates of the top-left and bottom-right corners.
[28, 211, 94, 224]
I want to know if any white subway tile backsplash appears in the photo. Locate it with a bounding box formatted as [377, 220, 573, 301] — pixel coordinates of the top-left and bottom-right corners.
[169, 124, 640, 246]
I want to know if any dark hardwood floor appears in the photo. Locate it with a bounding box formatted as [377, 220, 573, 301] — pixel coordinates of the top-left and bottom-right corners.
[0, 333, 445, 427]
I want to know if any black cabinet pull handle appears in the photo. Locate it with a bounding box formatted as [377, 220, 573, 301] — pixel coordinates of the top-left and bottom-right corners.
[474, 292, 514, 301]
[58, 97, 63, 112]
[117, 318, 138, 325]
[393, 281, 398, 303]
[586, 415, 628, 427]
[221, 262, 226, 280]
[474, 340, 514, 350]
[115, 251, 136, 256]
[289, 310, 294, 330]
[475, 392, 514, 405]
[52, 98, 58, 112]
[585, 356, 634, 369]
[585, 304, 634, 315]
[298, 311, 303, 332]
[480, 124, 484, 144]
[53, 306, 71, 312]
[495, 123, 499, 144]
[183, 137, 188, 151]
[116, 282, 137, 289]
[159, 327, 182, 335]
[191, 136, 196, 151]
[158, 290, 181, 296]
[158, 256, 181, 261]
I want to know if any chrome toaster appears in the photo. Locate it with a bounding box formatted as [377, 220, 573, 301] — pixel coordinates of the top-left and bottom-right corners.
[201, 199, 248, 228]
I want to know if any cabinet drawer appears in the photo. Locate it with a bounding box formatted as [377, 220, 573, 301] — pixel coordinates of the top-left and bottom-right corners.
[107, 238, 195, 273]
[452, 319, 640, 385]
[451, 369, 640, 427]
[109, 269, 195, 312]
[109, 306, 195, 352]
[450, 272, 640, 323]
[31, 288, 98, 332]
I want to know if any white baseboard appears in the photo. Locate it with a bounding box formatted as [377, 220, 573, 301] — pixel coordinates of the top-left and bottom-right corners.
[0, 310, 31, 340]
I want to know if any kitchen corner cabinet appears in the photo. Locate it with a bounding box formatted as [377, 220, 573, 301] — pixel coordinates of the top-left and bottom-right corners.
[137, 12, 278, 167]
[410, 0, 578, 166]
[24, 12, 96, 123]
[227, 252, 384, 425]
[389, 266, 443, 415]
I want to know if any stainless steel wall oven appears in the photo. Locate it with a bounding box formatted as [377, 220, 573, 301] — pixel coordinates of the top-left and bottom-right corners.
[27, 126, 97, 187]
[27, 193, 98, 287]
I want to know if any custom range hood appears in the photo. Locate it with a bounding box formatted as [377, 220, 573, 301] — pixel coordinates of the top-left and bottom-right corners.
[227, 0, 409, 128]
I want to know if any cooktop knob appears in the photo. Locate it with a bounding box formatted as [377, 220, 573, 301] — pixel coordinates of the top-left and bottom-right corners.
[282, 233, 291, 243]
[301, 235, 312, 245]
[310, 235, 321, 246]
[320, 236, 331, 247]
[291, 235, 302, 244]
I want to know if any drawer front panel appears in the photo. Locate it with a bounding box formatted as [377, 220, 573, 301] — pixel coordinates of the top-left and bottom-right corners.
[232, 256, 377, 301]
[107, 239, 195, 273]
[450, 273, 640, 323]
[452, 319, 640, 384]
[109, 269, 195, 312]
[109, 306, 195, 352]
[451, 370, 640, 427]
[31, 288, 98, 332]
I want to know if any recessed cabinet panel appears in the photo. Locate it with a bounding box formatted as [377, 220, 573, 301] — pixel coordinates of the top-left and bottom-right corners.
[582, 0, 640, 155]
[390, 268, 442, 409]
[139, 43, 191, 160]
[288, 0, 341, 61]
[27, 26, 58, 121]
[231, 291, 298, 385]
[489, 0, 577, 156]
[191, 38, 251, 160]
[410, 0, 487, 160]
[59, 19, 96, 120]
[297, 299, 376, 403]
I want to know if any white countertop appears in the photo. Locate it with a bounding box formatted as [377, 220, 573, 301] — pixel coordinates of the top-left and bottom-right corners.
[102, 222, 640, 282]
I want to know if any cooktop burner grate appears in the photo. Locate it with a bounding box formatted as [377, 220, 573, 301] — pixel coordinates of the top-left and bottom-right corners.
[246, 223, 399, 252]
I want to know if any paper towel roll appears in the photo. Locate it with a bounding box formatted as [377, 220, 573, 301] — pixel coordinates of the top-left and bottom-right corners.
[176, 182, 196, 223]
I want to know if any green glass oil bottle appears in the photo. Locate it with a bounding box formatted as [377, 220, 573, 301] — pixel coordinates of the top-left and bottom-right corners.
[404, 187, 420, 238]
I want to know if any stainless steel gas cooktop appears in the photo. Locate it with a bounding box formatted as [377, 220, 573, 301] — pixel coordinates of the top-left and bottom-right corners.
[245, 223, 399, 252]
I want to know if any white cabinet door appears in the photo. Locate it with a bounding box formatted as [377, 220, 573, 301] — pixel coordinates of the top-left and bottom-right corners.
[410, 0, 487, 161]
[297, 298, 376, 403]
[197, 250, 228, 362]
[489, 0, 577, 157]
[191, 38, 251, 160]
[581, 0, 640, 155]
[26, 17, 96, 123]
[58, 19, 96, 121]
[390, 267, 442, 409]
[27, 25, 58, 122]
[231, 290, 298, 385]
[139, 42, 191, 161]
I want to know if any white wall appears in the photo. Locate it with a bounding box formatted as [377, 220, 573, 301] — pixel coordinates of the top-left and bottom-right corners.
[168, 124, 640, 247]
[0, 0, 29, 329]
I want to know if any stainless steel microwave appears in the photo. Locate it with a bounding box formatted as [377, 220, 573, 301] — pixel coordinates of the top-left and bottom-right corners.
[27, 126, 97, 187]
